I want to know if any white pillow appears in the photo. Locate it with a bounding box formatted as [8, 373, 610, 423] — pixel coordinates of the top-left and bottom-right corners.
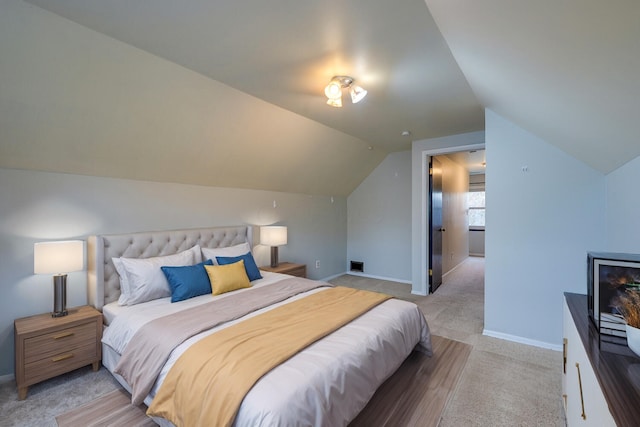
[112, 257, 130, 300]
[201, 242, 251, 264]
[113, 245, 200, 306]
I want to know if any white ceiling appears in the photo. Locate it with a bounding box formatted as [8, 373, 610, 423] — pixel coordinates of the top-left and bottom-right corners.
[9, 0, 640, 196]
[23, 0, 484, 154]
[426, 0, 640, 173]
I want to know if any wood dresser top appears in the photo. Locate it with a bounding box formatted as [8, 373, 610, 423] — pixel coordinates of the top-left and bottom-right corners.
[565, 293, 640, 427]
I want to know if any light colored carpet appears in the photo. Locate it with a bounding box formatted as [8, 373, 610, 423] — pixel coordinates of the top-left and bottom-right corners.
[440, 349, 563, 427]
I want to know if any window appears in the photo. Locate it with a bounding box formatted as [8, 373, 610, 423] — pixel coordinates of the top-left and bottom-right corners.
[468, 191, 485, 228]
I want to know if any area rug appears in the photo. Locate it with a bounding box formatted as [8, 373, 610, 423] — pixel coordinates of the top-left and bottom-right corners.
[350, 334, 471, 426]
[55, 388, 155, 427]
[55, 335, 470, 427]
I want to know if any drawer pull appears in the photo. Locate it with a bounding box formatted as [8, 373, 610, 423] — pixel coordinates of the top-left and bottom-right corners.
[563, 338, 567, 374]
[576, 362, 586, 420]
[52, 353, 74, 362]
[53, 332, 74, 340]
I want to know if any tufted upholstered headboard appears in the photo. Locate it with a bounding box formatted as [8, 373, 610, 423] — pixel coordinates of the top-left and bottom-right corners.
[87, 225, 253, 310]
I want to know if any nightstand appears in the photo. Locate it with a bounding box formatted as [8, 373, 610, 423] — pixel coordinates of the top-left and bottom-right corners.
[14, 305, 102, 400]
[261, 262, 307, 278]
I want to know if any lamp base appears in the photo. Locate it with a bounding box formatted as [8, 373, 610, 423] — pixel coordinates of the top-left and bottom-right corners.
[270, 246, 279, 268]
[52, 274, 68, 318]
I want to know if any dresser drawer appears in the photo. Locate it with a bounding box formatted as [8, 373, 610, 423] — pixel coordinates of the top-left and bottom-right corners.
[23, 322, 97, 365]
[24, 342, 98, 384]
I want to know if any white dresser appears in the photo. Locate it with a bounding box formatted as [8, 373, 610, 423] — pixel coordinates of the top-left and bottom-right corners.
[563, 293, 639, 427]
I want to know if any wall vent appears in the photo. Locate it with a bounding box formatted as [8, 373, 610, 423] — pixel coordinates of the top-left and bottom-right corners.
[350, 261, 364, 272]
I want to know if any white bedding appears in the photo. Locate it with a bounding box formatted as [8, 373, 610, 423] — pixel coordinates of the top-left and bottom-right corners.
[102, 272, 431, 427]
[102, 271, 288, 333]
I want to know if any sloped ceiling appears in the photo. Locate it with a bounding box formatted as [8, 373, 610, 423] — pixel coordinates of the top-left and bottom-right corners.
[2, 0, 483, 196]
[22, 0, 483, 152]
[425, 0, 640, 173]
[5, 1, 637, 197]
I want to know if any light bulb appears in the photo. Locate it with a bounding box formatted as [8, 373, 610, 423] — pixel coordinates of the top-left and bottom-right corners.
[324, 81, 342, 99]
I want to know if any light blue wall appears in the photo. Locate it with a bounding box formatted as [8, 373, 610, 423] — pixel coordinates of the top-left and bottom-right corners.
[605, 155, 640, 252]
[484, 110, 605, 347]
[347, 151, 412, 282]
[0, 168, 347, 377]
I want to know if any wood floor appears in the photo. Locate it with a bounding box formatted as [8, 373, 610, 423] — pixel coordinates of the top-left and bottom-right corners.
[56, 388, 154, 427]
[350, 335, 471, 427]
[54, 335, 470, 427]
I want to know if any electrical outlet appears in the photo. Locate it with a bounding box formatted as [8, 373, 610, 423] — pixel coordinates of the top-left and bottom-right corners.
[315, 260, 320, 269]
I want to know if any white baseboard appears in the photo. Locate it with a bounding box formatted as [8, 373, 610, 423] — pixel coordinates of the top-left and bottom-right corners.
[483, 329, 562, 352]
[320, 271, 348, 282]
[443, 255, 485, 278]
[443, 259, 467, 278]
[0, 373, 15, 384]
[341, 271, 412, 285]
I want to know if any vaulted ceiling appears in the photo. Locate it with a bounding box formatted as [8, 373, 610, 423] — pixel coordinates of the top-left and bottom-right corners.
[21, 0, 484, 154]
[3, 0, 639, 196]
[426, 0, 640, 173]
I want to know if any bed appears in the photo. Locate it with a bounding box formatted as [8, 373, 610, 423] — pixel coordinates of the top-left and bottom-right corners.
[87, 225, 432, 426]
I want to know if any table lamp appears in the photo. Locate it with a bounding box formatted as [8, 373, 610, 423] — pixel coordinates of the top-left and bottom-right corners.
[34, 240, 84, 317]
[260, 226, 287, 268]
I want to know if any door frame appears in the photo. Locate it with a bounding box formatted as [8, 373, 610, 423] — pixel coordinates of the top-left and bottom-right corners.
[412, 140, 484, 295]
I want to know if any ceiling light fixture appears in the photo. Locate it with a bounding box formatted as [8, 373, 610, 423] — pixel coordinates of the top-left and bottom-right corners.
[324, 76, 367, 107]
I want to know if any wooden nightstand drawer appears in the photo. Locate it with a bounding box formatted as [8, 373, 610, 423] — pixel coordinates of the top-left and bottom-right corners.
[24, 342, 97, 383]
[260, 262, 307, 278]
[283, 265, 306, 278]
[15, 305, 102, 400]
[24, 322, 97, 364]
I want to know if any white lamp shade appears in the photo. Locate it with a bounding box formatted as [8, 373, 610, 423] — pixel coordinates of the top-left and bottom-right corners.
[261, 226, 288, 247]
[350, 85, 367, 103]
[34, 240, 84, 274]
[326, 97, 343, 107]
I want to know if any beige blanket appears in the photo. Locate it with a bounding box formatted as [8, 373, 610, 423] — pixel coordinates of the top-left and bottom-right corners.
[147, 286, 392, 427]
[115, 277, 329, 404]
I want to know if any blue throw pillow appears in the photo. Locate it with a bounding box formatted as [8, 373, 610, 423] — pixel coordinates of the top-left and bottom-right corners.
[216, 252, 262, 281]
[161, 259, 213, 303]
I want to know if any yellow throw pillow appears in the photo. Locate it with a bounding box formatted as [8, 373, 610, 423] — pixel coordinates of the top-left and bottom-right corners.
[205, 260, 251, 296]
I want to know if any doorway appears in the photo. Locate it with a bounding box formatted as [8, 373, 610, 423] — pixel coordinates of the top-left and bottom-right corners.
[428, 149, 485, 293]
[410, 132, 484, 296]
